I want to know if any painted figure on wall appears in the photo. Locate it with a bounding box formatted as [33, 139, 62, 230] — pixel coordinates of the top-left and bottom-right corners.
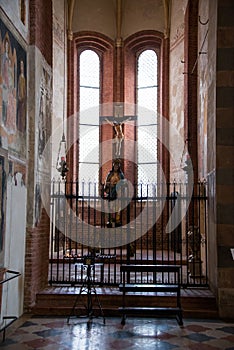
[0, 20, 27, 154]
[38, 90, 46, 158]
[6, 55, 17, 134]
[1, 33, 17, 135]
[17, 59, 26, 132]
[35, 183, 42, 226]
[1, 36, 10, 126]
[38, 68, 52, 161]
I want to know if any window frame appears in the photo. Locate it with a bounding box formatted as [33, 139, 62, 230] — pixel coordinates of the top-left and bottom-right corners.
[68, 32, 114, 182]
[68, 31, 168, 185]
[136, 48, 159, 190]
[123, 31, 165, 186]
[78, 49, 101, 185]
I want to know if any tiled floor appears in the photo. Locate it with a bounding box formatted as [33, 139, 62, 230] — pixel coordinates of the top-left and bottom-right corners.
[1, 315, 234, 349]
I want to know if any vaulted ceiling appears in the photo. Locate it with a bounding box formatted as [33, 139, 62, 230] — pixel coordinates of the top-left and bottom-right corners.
[66, 0, 171, 41]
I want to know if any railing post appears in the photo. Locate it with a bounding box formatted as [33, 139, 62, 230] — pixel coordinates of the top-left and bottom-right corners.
[48, 180, 208, 287]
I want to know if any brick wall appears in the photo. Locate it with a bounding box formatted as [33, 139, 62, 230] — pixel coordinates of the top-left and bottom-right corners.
[184, 0, 199, 184]
[67, 32, 114, 183]
[29, 0, 52, 66]
[216, 0, 234, 319]
[24, 0, 52, 311]
[124, 31, 169, 183]
[24, 209, 50, 311]
[68, 30, 167, 186]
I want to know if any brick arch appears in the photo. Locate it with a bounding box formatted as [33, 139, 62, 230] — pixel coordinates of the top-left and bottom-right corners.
[124, 30, 163, 52]
[123, 30, 169, 183]
[74, 31, 114, 53]
[67, 31, 115, 181]
[66, 30, 169, 182]
[123, 30, 165, 117]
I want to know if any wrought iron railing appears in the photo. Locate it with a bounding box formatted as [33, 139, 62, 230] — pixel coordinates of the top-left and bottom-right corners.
[49, 180, 208, 287]
[0, 270, 21, 342]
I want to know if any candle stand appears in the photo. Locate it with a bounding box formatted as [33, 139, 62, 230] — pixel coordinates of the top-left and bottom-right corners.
[67, 256, 105, 325]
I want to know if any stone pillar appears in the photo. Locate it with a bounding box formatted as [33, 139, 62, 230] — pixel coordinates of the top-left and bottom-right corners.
[24, 0, 52, 312]
[216, 0, 234, 318]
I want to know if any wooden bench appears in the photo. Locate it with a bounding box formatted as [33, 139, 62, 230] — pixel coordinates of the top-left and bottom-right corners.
[118, 264, 183, 326]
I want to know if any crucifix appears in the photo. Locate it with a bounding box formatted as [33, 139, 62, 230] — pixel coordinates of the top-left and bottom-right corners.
[101, 105, 135, 157]
[107, 104, 135, 157]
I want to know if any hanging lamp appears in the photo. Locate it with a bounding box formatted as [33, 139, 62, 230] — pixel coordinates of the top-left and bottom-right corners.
[56, 0, 68, 180]
[180, 139, 191, 173]
[56, 132, 68, 179]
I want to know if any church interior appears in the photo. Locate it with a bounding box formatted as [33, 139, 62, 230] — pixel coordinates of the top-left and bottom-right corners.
[0, 0, 234, 348]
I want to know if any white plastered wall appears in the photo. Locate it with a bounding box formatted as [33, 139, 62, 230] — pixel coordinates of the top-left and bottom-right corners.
[0, 173, 26, 324]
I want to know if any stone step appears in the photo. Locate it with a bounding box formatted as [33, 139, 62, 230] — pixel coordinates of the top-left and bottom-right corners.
[32, 287, 218, 319]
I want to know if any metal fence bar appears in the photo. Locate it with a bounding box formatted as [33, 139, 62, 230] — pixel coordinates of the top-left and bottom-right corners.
[0, 270, 21, 342]
[49, 180, 208, 288]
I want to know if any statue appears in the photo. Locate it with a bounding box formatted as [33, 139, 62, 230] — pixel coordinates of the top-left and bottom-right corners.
[187, 226, 201, 260]
[103, 159, 125, 227]
[105, 117, 131, 157]
[187, 225, 202, 277]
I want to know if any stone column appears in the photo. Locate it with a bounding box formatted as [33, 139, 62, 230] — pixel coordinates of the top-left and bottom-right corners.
[215, 0, 234, 319]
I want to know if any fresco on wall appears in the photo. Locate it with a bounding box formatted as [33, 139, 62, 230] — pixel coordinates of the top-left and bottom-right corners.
[0, 19, 27, 156]
[35, 183, 42, 227]
[36, 66, 52, 226]
[38, 67, 52, 162]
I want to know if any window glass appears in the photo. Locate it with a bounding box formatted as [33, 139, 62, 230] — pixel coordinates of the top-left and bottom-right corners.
[137, 50, 158, 197]
[79, 50, 100, 193]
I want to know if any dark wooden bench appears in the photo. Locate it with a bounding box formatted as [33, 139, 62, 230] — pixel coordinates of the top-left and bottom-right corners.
[118, 264, 183, 326]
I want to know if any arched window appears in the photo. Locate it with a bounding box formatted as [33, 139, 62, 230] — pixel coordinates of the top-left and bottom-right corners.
[137, 49, 158, 196]
[78, 50, 100, 187]
[70, 31, 164, 191]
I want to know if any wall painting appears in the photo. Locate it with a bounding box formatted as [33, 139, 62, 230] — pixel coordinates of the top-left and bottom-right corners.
[0, 18, 27, 156]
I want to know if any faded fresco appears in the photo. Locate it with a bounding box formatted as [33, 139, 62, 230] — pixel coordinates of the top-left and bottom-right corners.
[35, 65, 52, 226]
[0, 18, 27, 155]
[38, 67, 52, 162]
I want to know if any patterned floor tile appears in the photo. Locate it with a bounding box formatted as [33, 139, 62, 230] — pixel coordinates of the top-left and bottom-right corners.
[1, 316, 234, 350]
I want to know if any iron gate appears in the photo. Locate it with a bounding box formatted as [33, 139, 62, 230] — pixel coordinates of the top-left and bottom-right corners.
[49, 180, 208, 287]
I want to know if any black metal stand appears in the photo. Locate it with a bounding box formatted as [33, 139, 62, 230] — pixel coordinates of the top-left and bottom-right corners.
[67, 263, 105, 325]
